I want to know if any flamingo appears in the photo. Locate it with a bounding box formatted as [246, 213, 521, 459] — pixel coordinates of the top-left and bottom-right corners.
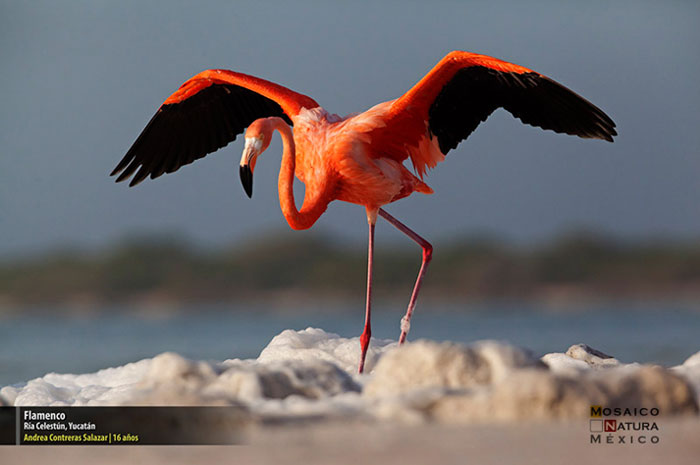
[112, 51, 616, 373]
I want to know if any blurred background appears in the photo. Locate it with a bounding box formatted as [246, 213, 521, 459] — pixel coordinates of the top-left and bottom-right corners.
[1, 0, 699, 385]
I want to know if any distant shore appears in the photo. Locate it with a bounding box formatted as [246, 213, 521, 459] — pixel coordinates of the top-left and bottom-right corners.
[3, 231, 700, 311]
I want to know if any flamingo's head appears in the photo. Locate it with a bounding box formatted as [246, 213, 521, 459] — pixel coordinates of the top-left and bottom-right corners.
[239, 119, 274, 198]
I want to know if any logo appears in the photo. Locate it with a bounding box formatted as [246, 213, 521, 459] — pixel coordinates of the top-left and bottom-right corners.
[588, 405, 660, 445]
[604, 420, 616, 432]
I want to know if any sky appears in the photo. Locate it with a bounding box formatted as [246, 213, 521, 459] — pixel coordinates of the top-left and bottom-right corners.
[1, 0, 699, 258]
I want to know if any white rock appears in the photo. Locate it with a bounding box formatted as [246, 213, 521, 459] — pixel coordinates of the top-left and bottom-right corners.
[541, 353, 591, 374]
[671, 351, 700, 405]
[364, 340, 544, 398]
[3, 358, 151, 406]
[1, 329, 698, 425]
[257, 327, 395, 375]
[565, 343, 620, 367]
[365, 340, 698, 423]
[542, 344, 623, 374]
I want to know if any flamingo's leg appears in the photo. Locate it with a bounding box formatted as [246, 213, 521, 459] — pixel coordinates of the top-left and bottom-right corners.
[358, 209, 377, 373]
[378, 208, 433, 344]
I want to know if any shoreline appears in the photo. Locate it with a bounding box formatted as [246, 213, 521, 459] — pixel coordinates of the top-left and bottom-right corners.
[2, 293, 700, 317]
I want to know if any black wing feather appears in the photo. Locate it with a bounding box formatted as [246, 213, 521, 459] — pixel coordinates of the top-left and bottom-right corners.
[112, 83, 293, 187]
[428, 66, 617, 155]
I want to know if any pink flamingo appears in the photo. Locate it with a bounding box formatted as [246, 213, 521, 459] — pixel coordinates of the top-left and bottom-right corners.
[112, 51, 616, 372]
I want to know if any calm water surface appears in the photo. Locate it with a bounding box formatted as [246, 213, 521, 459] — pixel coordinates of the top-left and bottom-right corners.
[1, 301, 699, 386]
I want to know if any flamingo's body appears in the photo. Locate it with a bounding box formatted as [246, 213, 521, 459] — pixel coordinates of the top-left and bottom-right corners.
[287, 104, 435, 217]
[113, 51, 616, 372]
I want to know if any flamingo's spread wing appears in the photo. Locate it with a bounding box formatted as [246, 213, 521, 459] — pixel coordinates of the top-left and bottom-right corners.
[370, 51, 617, 177]
[112, 70, 319, 186]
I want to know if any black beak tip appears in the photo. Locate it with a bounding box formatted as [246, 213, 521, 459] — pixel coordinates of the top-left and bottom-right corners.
[239, 165, 253, 198]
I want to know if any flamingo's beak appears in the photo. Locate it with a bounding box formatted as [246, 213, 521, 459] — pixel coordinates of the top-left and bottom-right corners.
[239, 137, 262, 198]
[239, 164, 253, 198]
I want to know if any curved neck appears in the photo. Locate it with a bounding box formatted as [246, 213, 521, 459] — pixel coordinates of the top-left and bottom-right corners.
[273, 119, 328, 230]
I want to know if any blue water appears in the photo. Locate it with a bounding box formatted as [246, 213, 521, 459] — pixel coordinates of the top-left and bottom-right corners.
[1, 302, 699, 387]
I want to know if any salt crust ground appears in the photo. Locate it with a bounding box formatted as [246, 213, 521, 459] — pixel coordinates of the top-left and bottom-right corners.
[2, 327, 699, 424]
[4, 420, 700, 465]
